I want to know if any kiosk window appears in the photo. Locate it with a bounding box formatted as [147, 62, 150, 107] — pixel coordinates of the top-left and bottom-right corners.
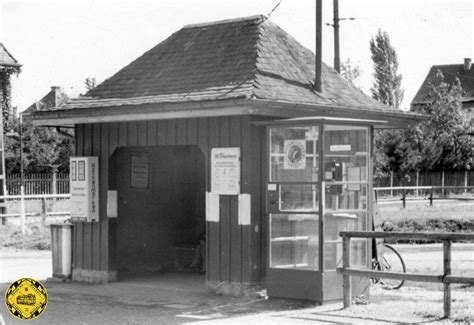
[270, 126, 319, 183]
[270, 214, 319, 270]
[324, 212, 368, 270]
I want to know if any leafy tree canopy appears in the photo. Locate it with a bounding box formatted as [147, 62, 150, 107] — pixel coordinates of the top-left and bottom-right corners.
[5, 115, 74, 173]
[370, 29, 404, 109]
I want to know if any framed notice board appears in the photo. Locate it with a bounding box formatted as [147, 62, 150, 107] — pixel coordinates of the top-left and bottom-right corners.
[211, 147, 240, 195]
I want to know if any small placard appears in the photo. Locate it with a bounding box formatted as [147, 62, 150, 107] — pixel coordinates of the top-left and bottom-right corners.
[267, 183, 277, 191]
[131, 151, 149, 189]
[330, 144, 351, 152]
[211, 148, 240, 195]
[347, 167, 361, 191]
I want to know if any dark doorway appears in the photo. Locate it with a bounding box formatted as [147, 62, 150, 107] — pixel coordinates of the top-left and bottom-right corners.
[110, 145, 205, 277]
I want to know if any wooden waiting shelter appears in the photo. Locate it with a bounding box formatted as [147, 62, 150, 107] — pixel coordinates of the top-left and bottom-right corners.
[31, 16, 424, 303]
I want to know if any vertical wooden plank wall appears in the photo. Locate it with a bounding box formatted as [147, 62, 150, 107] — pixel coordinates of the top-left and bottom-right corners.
[73, 116, 265, 285]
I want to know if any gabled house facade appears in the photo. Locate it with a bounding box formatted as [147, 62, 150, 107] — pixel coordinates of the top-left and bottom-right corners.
[411, 58, 474, 135]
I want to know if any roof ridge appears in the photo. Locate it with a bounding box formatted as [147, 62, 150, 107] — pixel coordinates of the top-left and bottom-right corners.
[182, 15, 265, 29]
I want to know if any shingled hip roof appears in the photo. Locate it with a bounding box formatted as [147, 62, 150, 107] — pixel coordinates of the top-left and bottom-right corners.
[57, 15, 388, 111]
[32, 15, 426, 128]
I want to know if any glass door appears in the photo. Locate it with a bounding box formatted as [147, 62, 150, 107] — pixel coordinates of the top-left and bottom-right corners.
[322, 125, 370, 271]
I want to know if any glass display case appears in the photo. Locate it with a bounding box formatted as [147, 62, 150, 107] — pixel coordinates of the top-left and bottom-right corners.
[265, 119, 373, 302]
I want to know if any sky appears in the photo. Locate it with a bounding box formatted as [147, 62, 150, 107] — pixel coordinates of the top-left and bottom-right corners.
[1, 0, 473, 112]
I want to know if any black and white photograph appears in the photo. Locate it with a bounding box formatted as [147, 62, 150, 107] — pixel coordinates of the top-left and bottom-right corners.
[0, 0, 473, 323]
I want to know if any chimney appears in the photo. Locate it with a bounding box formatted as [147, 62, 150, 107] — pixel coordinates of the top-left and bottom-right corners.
[464, 58, 472, 71]
[51, 86, 61, 107]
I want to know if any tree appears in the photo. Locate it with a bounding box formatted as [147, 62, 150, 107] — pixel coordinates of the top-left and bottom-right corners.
[1, 66, 21, 128]
[411, 71, 472, 171]
[340, 59, 361, 85]
[369, 29, 406, 178]
[370, 29, 404, 109]
[84, 77, 96, 92]
[5, 115, 74, 174]
[375, 71, 472, 175]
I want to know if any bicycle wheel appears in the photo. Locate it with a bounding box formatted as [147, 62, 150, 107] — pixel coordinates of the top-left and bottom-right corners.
[379, 244, 406, 290]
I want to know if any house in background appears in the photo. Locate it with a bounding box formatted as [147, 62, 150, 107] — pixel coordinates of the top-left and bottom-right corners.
[411, 58, 474, 135]
[22, 86, 69, 118]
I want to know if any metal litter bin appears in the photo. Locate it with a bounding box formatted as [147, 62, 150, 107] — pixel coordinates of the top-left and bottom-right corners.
[50, 223, 73, 278]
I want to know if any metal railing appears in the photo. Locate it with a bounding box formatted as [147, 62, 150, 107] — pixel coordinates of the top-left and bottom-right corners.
[374, 186, 474, 208]
[0, 194, 71, 226]
[337, 231, 474, 318]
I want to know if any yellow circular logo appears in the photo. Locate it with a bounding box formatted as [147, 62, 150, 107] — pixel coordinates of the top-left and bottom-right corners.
[4, 278, 48, 320]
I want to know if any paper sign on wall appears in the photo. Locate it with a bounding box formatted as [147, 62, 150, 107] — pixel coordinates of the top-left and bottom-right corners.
[211, 148, 240, 195]
[330, 144, 351, 152]
[206, 192, 220, 222]
[70, 157, 99, 222]
[238, 194, 251, 225]
[107, 190, 117, 218]
[283, 140, 306, 170]
[131, 151, 149, 189]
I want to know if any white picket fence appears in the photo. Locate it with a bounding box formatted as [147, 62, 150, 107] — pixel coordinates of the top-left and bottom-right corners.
[6, 173, 69, 195]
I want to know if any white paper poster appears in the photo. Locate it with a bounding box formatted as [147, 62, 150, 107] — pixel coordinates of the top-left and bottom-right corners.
[211, 147, 240, 195]
[131, 151, 149, 189]
[238, 194, 251, 225]
[283, 140, 306, 170]
[206, 192, 220, 222]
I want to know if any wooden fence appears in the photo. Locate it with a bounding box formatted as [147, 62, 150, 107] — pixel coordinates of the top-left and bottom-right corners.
[6, 173, 69, 195]
[337, 231, 474, 318]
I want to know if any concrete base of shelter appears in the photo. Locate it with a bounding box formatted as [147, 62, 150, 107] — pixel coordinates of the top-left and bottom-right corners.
[206, 280, 264, 299]
[72, 268, 117, 283]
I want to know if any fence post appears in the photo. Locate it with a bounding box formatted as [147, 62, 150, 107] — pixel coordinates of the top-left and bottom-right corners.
[465, 171, 468, 195]
[20, 185, 26, 235]
[41, 198, 46, 226]
[416, 171, 419, 197]
[429, 188, 434, 206]
[441, 171, 445, 197]
[342, 235, 352, 308]
[443, 240, 451, 318]
[390, 171, 394, 197]
[402, 188, 406, 209]
[52, 171, 57, 195]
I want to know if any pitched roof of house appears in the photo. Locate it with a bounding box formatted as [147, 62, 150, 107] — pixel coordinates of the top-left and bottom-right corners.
[22, 86, 69, 117]
[58, 15, 388, 112]
[0, 43, 21, 67]
[412, 61, 474, 105]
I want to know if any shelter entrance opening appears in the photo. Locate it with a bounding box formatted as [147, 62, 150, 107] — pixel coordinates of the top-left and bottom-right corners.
[110, 145, 205, 278]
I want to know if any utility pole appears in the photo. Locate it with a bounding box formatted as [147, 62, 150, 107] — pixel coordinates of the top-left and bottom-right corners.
[333, 0, 340, 73]
[315, 0, 323, 92]
[19, 114, 26, 235]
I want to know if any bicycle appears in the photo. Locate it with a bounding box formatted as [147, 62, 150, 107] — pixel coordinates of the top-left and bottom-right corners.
[371, 242, 406, 290]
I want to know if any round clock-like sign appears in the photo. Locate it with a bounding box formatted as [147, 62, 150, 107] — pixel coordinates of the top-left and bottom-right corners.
[284, 140, 306, 169]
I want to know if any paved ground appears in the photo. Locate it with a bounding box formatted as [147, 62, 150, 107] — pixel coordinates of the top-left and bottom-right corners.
[1, 246, 473, 324]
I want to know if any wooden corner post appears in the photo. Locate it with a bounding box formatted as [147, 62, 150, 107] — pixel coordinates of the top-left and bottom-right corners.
[342, 235, 351, 308]
[443, 240, 451, 318]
